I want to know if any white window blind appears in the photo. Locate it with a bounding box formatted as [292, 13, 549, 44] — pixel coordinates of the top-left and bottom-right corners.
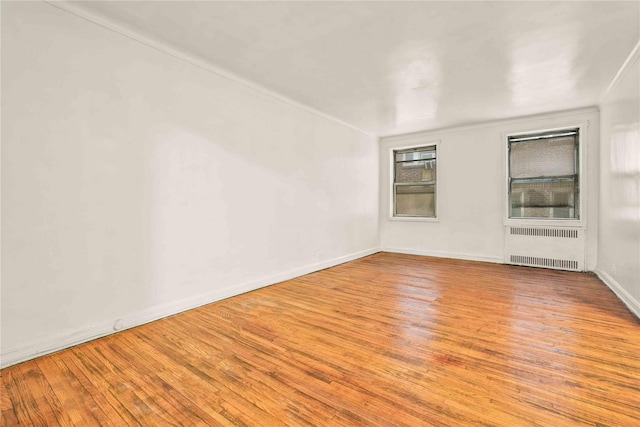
[508, 129, 579, 220]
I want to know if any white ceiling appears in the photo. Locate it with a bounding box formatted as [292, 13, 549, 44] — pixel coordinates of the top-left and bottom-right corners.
[68, 1, 639, 136]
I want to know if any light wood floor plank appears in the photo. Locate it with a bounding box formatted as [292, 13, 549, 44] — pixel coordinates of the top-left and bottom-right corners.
[2, 253, 639, 426]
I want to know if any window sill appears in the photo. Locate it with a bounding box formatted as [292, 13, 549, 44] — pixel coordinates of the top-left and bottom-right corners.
[503, 218, 585, 228]
[389, 216, 439, 223]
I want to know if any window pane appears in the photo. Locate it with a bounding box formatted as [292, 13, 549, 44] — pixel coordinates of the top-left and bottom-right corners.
[511, 206, 575, 219]
[510, 180, 577, 219]
[395, 184, 435, 217]
[510, 136, 575, 178]
[395, 159, 436, 183]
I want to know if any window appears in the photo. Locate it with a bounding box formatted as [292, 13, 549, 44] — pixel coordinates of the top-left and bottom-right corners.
[508, 128, 579, 220]
[393, 145, 437, 218]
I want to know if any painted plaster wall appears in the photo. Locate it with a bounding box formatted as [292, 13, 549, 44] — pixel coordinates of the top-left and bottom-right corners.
[380, 109, 600, 268]
[1, 2, 378, 366]
[597, 47, 640, 317]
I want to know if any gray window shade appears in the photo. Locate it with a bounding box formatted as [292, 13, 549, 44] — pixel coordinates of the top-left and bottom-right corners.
[510, 137, 576, 178]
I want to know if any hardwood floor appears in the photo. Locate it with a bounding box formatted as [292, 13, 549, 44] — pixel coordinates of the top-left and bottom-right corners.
[2, 252, 639, 426]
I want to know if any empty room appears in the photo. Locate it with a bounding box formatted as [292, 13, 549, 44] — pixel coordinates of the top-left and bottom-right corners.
[1, 1, 639, 425]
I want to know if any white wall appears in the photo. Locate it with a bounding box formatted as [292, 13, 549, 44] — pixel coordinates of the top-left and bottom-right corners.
[380, 109, 599, 267]
[597, 46, 640, 317]
[1, 2, 378, 367]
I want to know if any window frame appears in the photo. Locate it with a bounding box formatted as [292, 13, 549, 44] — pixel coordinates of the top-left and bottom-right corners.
[503, 123, 587, 228]
[389, 141, 439, 221]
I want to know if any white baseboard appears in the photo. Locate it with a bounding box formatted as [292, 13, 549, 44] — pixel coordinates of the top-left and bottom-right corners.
[0, 247, 380, 369]
[594, 268, 640, 319]
[382, 247, 503, 264]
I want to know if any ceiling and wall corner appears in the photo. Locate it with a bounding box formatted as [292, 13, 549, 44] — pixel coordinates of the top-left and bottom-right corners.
[43, 0, 373, 137]
[55, 0, 639, 137]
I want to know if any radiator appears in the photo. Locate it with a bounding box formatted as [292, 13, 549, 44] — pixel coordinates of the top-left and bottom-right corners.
[504, 226, 585, 271]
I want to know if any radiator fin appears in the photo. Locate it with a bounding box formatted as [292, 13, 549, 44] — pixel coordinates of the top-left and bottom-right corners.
[510, 255, 578, 271]
[510, 227, 578, 238]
